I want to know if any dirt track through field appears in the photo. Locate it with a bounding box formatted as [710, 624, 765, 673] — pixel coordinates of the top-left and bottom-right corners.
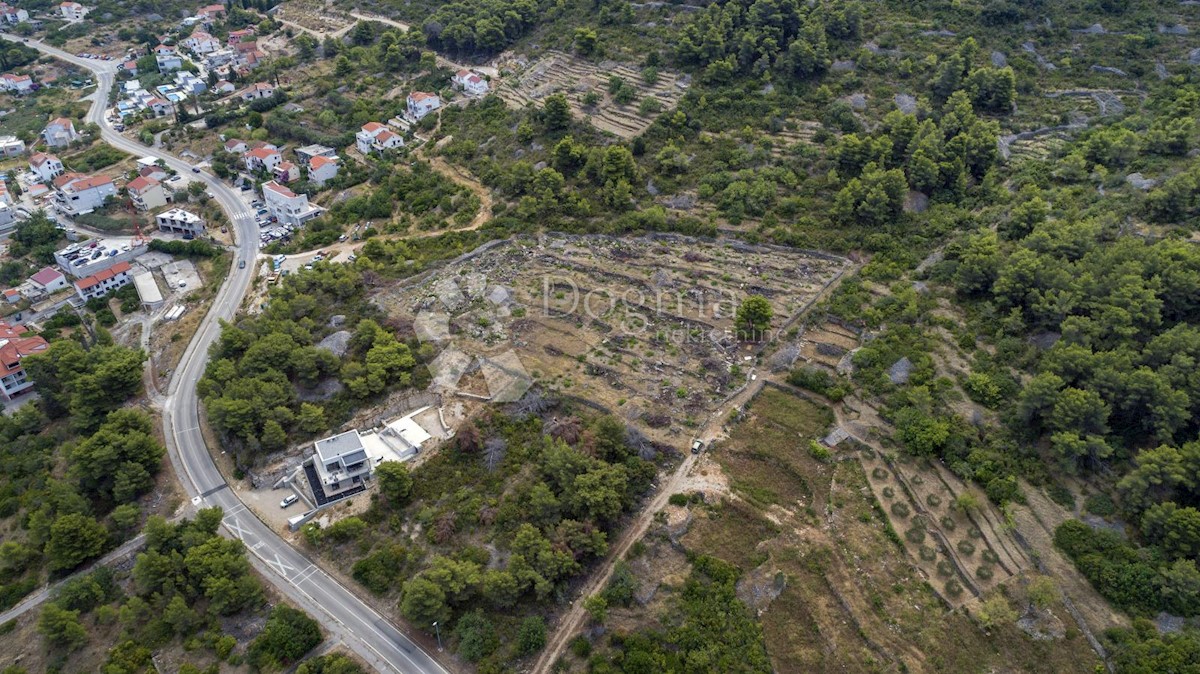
[531, 264, 857, 674]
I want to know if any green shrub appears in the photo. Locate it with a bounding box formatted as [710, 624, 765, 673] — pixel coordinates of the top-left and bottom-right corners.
[982, 550, 1000, 564]
[668, 493, 689, 507]
[919, 545, 937, 561]
[976, 565, 994, 581]
[939, 515, 957, 531]
[905, 527, 926, 544]
[247, 605, 321, 670]
[1084, 493, 1117, 518]
[891, 502, 910, 518]
[945, 579, 963, 597]
[968, 527, 983, 539]
[882, 487, 895, 498]
[957, 540, 976, 556]
[808, 441, 831, 462]
[926, 494, 942, 508]
[872, 467, 890, 480]
[936, 560, 955, 577]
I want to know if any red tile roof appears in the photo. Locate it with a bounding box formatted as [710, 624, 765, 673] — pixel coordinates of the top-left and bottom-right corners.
[30, 266, 62, 286]
[309, 155, 336, 169]
[75, 261, 131, 291]
[127, 175, 159, 192]
[361, 122, 384, 133]
[246, 147, 279, 160]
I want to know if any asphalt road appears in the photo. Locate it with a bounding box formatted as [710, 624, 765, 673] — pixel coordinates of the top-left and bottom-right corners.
[5, 35, 448, 674]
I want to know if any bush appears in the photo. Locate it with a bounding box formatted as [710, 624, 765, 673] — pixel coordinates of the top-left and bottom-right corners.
[919, 545, 937, 561]
[926, 494, 942, 508]
[454, 610, 499, 662]
[968, 527, 983, 539]
[872, 467, 890, 480]
[890, 502, 910, 518]
[936, 560, 955, 577]
[882, 487, 895, 498]
[248, 605, 322, 670]
[1084, 493, 1117, 518]
[808, 440, 831, 462]
[905, 527, 927, 544]
[787, 367, 847, 401]
[945, 579, 963, 597]
[570, 635, 591, 658]
[668, 493, 689, 507]
[516, 615, 547, 656]
[982, 550, 1000, 564]
[957, 540, 976, 556]
[148, 239, 220, 258]
[939, 515, 956, 531]
[976, 565, 994, 581]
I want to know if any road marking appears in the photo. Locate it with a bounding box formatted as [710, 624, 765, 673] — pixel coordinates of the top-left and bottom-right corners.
[223, 517, 251, 541]
[267, 553, 295, 577]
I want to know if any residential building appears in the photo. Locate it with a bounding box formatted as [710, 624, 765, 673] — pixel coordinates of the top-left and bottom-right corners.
[0, 3, 29, 23]
[0, 203, 12, 231]
[154, 45, 183, 72]
[311, 430, 373, 499]
[262, 180, 323, 227]
[174, 71, 207, 95]
[54, 174, 115, 216]
[156, 207, 204, 237]
[127, 175, 167, 211]
[0, 321, 49, 400]
[453, 69, 489, 96]
[29, 152, 63, 182]
[307, 155, 338, 186]
[227, 28, 254, 45]
[213, 79, 235, 94]
[3, 288, 19, 304]
[295, 144, 336, 166]
[58, 1, 88, 21]
[356, 122, 403, 154]
[146, 97, 173, 117]
[272, 161, 298, 183]
[406, 91, 441, 119]
[0, 73, 33, 94]
[120, 60, 138, 76]
[236, 81, 274, 101]
[0, 135, 24, 157]
[245, 146, 282, 173]
[138, 164, 169, 182]
[248, 140, 278, 151]
[183, 30, 219, 54]
[74, 261, 132, 301]
[28, 266, 68, 294]
[223, 138, 247, 154]
[42, 117, 78, 148]
[0, 181, 11, 206]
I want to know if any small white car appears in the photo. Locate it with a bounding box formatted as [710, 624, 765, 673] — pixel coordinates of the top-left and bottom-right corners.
[691, 439, 704, 455]
[280, 494, 299, 508]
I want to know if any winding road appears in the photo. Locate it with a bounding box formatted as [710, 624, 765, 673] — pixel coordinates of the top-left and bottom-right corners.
[3, 34, 447, 674]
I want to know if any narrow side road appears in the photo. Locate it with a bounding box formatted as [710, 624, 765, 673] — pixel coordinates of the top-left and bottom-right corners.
[4, 34, 448, 674]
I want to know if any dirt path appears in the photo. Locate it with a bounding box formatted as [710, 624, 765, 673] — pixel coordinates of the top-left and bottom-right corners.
[422, 154, 494, 232]
[531, 377, 765, 674]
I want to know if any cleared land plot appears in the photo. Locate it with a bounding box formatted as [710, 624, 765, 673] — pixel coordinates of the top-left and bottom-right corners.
[570, 388, 1102, 674]
[496, 50, 687, 138]
[374, 234, 846, 444]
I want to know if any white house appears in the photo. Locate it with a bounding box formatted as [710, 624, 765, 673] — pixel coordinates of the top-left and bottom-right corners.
[54, 174, 115, 216]
[356, 122, 404, 155]
[0, 321, 49, 400]
[183, 30, 220, 55]
[154, 45, 183, 72]
[29, 152, 63, 182]
[453, 69, 488, 96]
[0, 3, 29, 23]
[146, 97, 174, 117]
[58, 1, 88, 21]
[74, 261, 132, 301]
[236, 81, 274, 101]
[213, 79, 235, 95]
[245, 146, 282, 173]
[0, 73, 33, 94]
[295, 144, 336, 166]
[42, 118, 78, 148]
[311, 430, 373, 499]
[0, 202, 12, 231]
[0, 135, 23, 157]
[223, 138, 248, 154]
[174, 71, 207, 95]
[307, 155, 338, 186]
[156, 207, 205, 237]
[127, 175, 167, 211]
[406, 91, 441, 120]
[28, 266, 67, 294]
[262, 180, 323, 227]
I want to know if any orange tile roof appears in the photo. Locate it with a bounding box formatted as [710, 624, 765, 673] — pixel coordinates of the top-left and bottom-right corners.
[75, 261, 131, 290]
[127, 175, 159, 191]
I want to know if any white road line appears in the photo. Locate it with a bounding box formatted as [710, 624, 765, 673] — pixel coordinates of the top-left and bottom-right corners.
[267, 553, 296, 577]
[223, 517, 251, 540]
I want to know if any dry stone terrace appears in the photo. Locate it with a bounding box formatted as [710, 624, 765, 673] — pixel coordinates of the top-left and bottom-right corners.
[375, 234, 848, 443]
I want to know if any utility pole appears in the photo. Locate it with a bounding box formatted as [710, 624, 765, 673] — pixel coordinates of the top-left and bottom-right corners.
[433, 621, 442, 652]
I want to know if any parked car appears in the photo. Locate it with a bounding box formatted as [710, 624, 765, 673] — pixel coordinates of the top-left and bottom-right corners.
[280, 494, 298, 508]
[191, 167, 200, 173]
[238, 260, 246, 269]
[691, 439, 705, 454]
